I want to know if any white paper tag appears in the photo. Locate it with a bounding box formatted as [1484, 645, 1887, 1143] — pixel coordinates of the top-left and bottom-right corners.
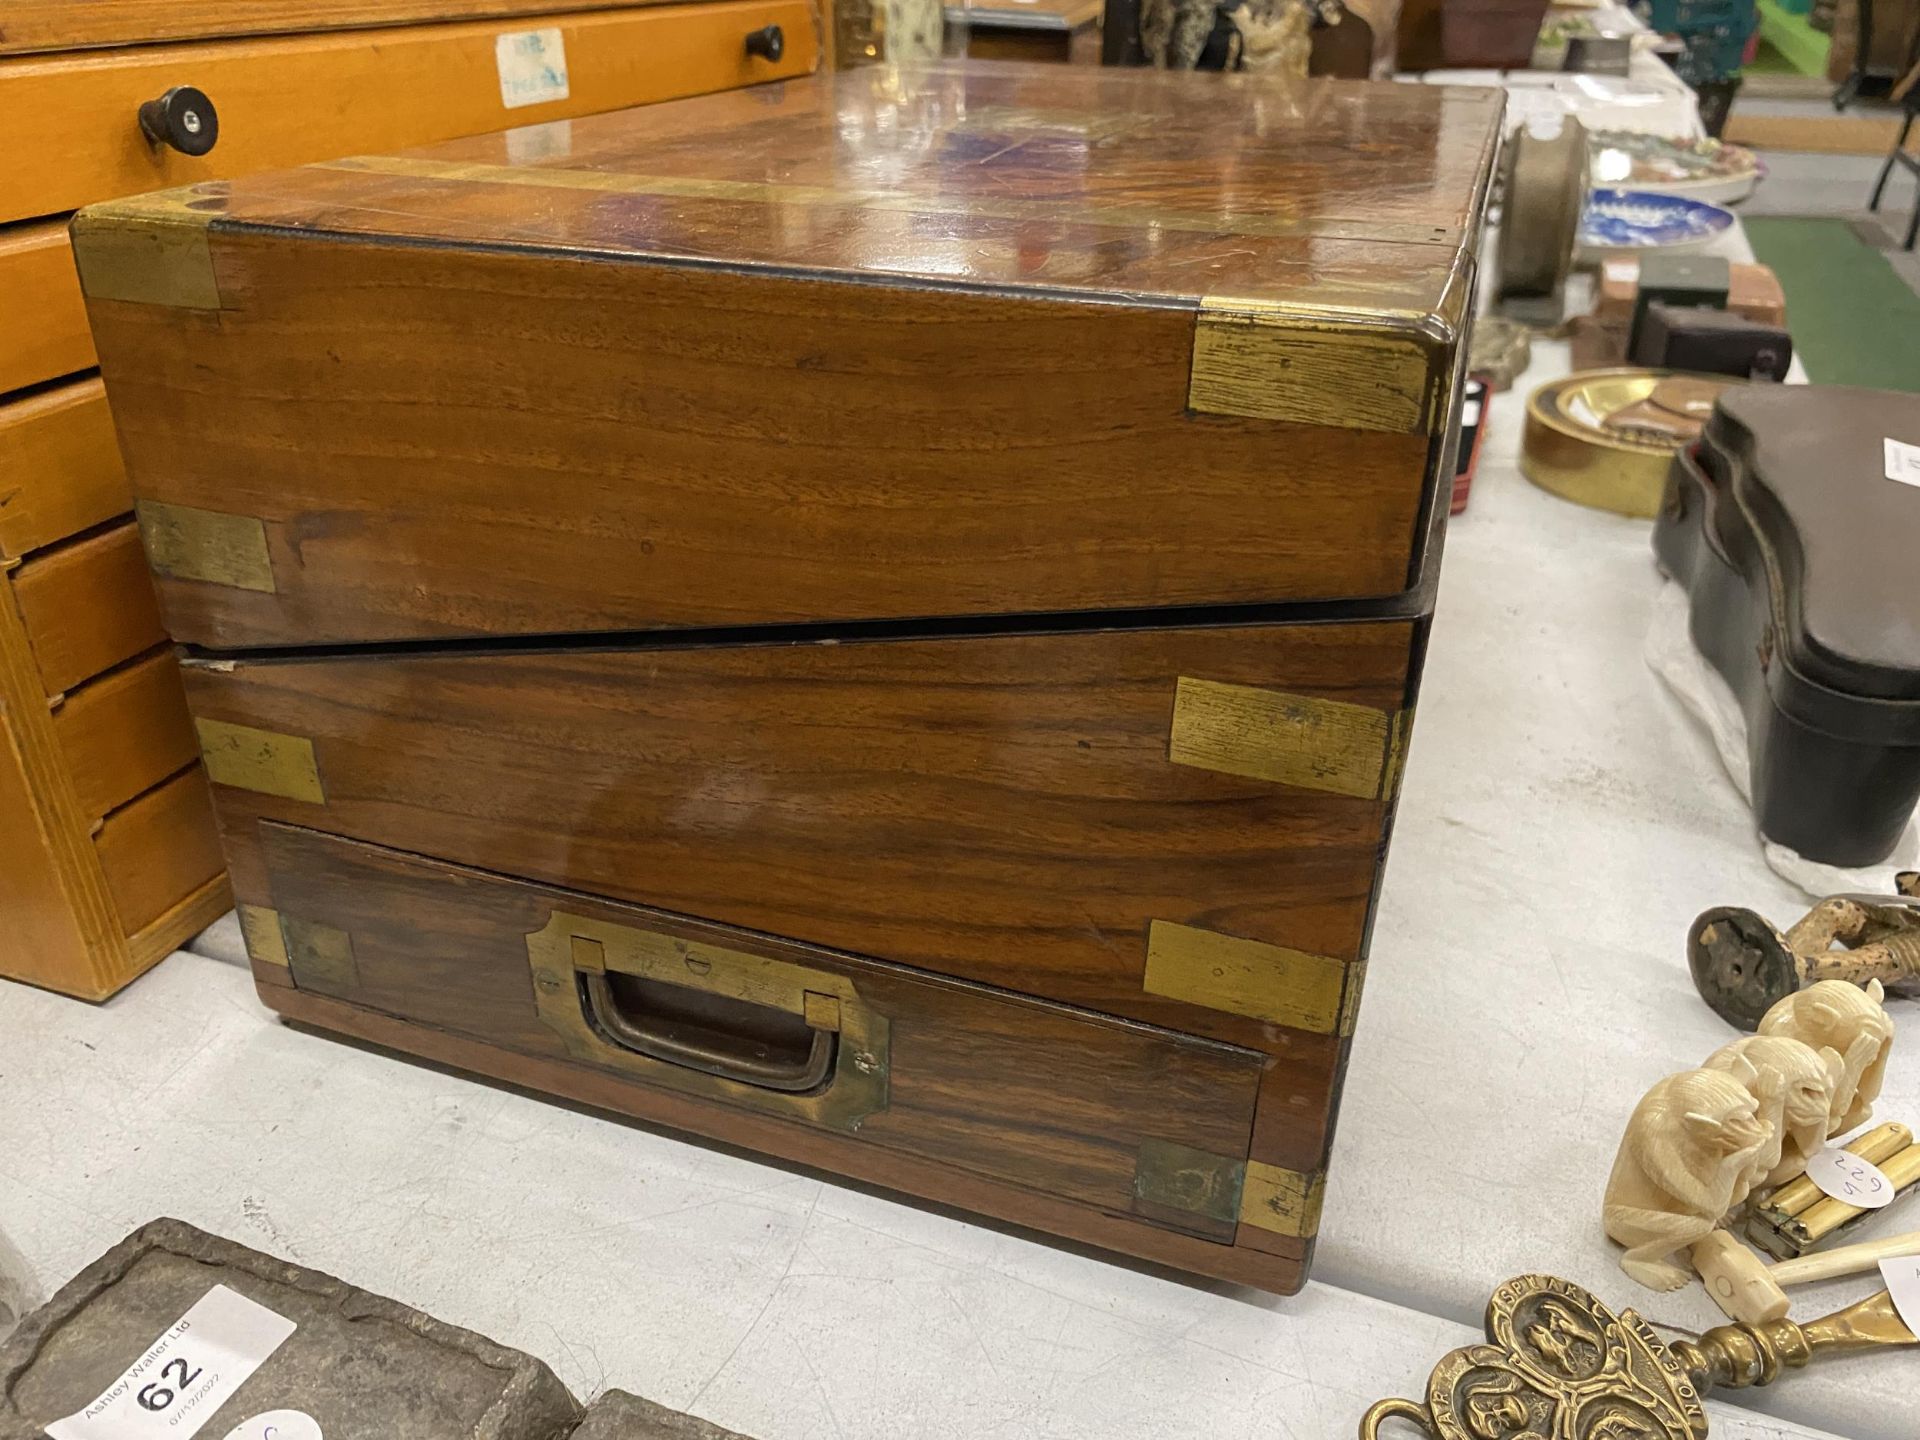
[495, 28, 569, 110]
[223, 1411, 322, 1440]
[47, 1285, 297, 1440]
[1882, 1255, 1920, 1336]
[1883, 437, 1920, 488]
[1804, 1147, 1898, 1209]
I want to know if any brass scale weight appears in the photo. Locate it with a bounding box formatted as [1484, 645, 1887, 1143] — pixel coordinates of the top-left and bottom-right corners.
[1360, 1272, 1915, 1438]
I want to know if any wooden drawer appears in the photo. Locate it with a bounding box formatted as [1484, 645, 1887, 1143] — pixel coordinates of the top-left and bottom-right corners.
[0, 221, 95, 395]
[0, 378, 129, 562]
[95, 764, 225, 933]
[10, 520, 165, 695]
[248, 821, 1274, 1252]
[0, 2, 646, 55]
[54, 648, 199, 821]
[1, 2, 819, 224]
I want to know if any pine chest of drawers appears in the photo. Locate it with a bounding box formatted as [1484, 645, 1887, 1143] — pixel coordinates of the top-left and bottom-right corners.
[77, 63, 1503, 1290]
[0, 0, 815, 1000]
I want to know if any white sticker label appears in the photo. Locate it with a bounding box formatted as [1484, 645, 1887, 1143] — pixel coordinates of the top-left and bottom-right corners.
[1804, 1147, 1897, 1209]
[47, 1285, 297, 1440]
[1884, 437, 1920, 488]
[223, 1411, 323, 1440]
[496, 28, 570, 110]
[1882, 1255, 1920, 1336]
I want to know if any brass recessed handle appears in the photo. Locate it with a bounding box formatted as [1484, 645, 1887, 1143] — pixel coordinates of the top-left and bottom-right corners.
[581, 970, 835, 1092]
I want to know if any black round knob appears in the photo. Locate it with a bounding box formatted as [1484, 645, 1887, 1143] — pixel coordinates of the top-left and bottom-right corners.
[137, 86, 219, 157]
[745, 24, 784, 61]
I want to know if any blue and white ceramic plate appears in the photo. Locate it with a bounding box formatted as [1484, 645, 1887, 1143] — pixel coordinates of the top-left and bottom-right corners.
[1576, 188, 1735, 261]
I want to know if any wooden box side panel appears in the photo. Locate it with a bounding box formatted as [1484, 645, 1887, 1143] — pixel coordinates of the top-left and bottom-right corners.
[89, 232, 1435, 648]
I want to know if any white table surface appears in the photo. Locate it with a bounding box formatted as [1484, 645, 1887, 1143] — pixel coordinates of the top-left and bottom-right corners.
[0, 953, 1854, 1440]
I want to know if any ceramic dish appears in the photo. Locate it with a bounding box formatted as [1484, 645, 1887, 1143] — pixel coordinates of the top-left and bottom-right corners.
[1587, 131, 1765, 205]
[1577, 188, 1735, 261]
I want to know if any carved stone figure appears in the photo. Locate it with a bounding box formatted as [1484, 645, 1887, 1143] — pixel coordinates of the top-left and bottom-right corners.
[1603, 1068, 1771, 1291]
[1758, 979, 1895, 1135]
[1703, 1035, 1843, 1191]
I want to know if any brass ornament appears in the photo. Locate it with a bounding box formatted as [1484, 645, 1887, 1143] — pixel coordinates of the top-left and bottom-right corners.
[1359, 1272, 1916, 1439]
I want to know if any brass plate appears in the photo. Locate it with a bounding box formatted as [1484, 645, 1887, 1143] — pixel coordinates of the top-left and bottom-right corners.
[136, 501, 275, 593]
[70, 187, 223, 310]
[1142, 920, 1350, 1033]
[1190, 303, 1437, 434]
[282, 916, 358, 996]
[1521, 367, 1729, 519]
[1169, 676, 1403, 800]
[195, 719, 325, 804]
[1132, 1139, 1246, 1242]
[1239, 1161, 1326, 1238]
[237, 904, 289, 968]
[527, 911, 889, 1133]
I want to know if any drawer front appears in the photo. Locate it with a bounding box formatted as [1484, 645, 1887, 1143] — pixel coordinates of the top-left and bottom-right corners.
[2, 2, 818, 223]
[54, 648, 199, 821]
[187, 618, 1412, 1041]
[0, 378, 129, 561]
[10, 520, 165, 695]
[251, 821, 1269, 1243]
[95, 763, 224, 933]
[1, 2, 647, 55]
[0, 222, 94, 395]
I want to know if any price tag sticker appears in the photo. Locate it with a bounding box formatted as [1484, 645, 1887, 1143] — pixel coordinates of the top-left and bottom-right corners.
[1882, 1256, 1920, 1336]
[46, 1285, 296, 1440]
[495, 28, 570, 110]
[1804, 1147, 1897, 1209]
[223, 1411, 323, 1440]
[1884, 437, 1920, 489]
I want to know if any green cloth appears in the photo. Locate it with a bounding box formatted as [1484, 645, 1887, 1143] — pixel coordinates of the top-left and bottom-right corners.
[1743, 216, 1920, 391]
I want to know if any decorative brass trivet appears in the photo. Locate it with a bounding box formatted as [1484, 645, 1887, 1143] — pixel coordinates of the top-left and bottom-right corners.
[1359, 1272, 1915, 1438]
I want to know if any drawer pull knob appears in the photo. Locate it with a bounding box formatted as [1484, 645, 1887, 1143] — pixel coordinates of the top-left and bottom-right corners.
[582, 971, 834, 1093]
[745, 24, 785, 61]
[137, 85, 219, 157]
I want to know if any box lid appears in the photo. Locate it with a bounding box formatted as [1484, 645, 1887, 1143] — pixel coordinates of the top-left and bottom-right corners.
[76, 64, 1504, 649]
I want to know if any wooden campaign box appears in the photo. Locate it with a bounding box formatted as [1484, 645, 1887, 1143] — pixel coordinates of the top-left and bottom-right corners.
[0, 0, 814, 1002]
[76, 63, 1503, 1292]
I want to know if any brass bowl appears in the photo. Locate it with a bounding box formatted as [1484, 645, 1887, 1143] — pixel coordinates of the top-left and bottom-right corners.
[1522, 367, 1731, 518]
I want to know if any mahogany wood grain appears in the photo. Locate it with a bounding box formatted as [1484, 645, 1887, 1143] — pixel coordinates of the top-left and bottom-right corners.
[254, 821, 1306, 1289]
[0, 378, 129, 562]
[0, 1, 664, 55]
[187, 617, 1408, 1024]
[0, 222, 94, 395]
[53, 646, 198, 821]
[85, 66, 1500, 647]
[94, 764, 224, 933]
[258, 821, 1265, 1235]
[10, 520, 164, 695]
[0, 2, 818, 224]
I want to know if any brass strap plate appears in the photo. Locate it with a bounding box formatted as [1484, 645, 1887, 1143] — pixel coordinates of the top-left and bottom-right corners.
[1132, 1139, 1246, 1243]
[136, 500, 275, 593]
[70, 187, 223, 310]
[1240, 1161, 1326, 1238]
[1143, 920, 1351, 1033]
[1190, 301, 1438, 434]
[527, 910, 889, 1133]
[195, 718, 325, 804]
[1169, 677, 1408, 801]
[282, 916, 358, 996]
[237, 904, 289, 968]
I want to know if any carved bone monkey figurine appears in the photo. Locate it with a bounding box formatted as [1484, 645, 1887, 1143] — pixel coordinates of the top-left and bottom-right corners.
[1704, 1035, 1844, 1191]
[1758, 979, 1896, 1135]
[1604, 1067, 1772, 1291]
